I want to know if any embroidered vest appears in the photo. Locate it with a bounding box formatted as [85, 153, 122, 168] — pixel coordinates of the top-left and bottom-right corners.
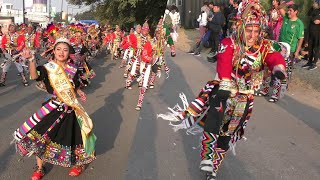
[24, 33, 36, 49]
[5, 33, 19, 50]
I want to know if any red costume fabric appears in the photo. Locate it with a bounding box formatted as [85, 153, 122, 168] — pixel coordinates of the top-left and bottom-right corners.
[141, 41, 153, 63]
[121, 34, 138, 50]
[1, 33, 25, 52]
[216, 38, 286, 80]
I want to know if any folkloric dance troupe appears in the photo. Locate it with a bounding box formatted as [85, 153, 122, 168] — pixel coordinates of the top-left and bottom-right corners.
[1, 0, 294, 179]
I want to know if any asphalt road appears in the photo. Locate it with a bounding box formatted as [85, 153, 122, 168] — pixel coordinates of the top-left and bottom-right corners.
[0, 50, 319, 180]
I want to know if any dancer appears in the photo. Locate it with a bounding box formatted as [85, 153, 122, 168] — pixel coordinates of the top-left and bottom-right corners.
[158, 1, 286, 179]
[0, 23, 28, 87]
[12, 38, 96, 180]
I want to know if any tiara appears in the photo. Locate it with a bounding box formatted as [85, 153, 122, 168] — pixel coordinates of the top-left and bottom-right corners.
[54, 37, 71, 46]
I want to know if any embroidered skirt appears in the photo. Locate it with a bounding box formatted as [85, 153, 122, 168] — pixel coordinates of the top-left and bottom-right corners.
[15, 100, 95, 167]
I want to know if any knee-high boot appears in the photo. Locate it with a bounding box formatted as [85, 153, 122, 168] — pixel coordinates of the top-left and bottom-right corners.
[200, 131, 219, 173]
[148, 72, 156, 89]
[136, 87, 147, 111]
[259, 76, 271, 96]
[20, 72, 29, 86]
[125, 75, 134, 89]
[170, 45, 176, 57]
[163, 63, 170, 78]
[270, 76, 281, 102]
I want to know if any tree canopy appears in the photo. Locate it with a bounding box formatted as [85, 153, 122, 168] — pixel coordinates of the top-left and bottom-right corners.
[68, 0, 167, 30]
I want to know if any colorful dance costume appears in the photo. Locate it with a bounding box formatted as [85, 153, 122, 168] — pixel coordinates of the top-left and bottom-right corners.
[158, 1, 287, 179]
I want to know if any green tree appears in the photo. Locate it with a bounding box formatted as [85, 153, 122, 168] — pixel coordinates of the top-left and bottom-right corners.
[67, 0, 167, 31]
[74, 10, 96, 20]
[53, 12, 62, 22]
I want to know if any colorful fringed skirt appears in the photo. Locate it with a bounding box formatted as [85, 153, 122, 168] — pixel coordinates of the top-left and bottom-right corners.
[13, 100, 95, 167]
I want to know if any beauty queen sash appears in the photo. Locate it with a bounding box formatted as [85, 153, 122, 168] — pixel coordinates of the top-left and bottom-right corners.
[45, 61, 96, 155]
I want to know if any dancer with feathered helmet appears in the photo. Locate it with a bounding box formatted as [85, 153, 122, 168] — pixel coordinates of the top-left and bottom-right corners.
[158, 1, 287, 179]
[69, 24, 96, 88]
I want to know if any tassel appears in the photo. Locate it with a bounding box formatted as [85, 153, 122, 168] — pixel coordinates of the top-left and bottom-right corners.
[179, 93, 189, 110]
[158, 92, 207, 135]
[186, 124, 204, 135]
[169, 121, 187, 132]
[229, 141, 237, 156]
[157, 113, 180, 122]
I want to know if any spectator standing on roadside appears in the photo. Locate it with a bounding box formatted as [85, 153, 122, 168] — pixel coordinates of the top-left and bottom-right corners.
[269, 0, 283, 41]
[302, 0, 320, 70]
[223, 0, 235, 37]
[198, 2, 209, 37]
[227, 0, 241, 36]
[279, 4, 304, 69]
[207, 3, 225, 62]
[169, 5, 180, 34]
[208, 2, 215, 18]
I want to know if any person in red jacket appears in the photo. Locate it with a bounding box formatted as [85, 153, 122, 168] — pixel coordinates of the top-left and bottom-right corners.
[135, 21, 154, 110]
[102, 25, 113, 55]
[119, 28, 137, 68]
[158, 1, 287, 179]
[123, 24, 142, 78]
[0, 23, 27, 87]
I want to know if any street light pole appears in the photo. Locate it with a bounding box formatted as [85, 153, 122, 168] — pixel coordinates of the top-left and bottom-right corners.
[22, 0, 25, 23]
[61, 0, 64, 22]
[48, 0, 51, 22]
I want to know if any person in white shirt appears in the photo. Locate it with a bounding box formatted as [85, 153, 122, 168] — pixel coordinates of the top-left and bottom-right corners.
[198, 6, 208, 37]
[169, 5, 180, 34]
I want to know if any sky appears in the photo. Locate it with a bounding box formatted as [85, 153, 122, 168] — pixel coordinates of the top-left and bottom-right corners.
[3, 0, 90, 14]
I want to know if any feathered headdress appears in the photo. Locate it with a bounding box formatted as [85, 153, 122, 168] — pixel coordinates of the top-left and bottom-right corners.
[142, 20, 149, 31]
[236, 0, 268, 27]
[47, 23, 59, 36]
[69, 23, 84, 34]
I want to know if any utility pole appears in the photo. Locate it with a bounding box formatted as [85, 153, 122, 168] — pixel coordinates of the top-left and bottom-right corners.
[48, 0, 51, 22]
[61, 0, 64, 22]
[22, 0, 25, 23]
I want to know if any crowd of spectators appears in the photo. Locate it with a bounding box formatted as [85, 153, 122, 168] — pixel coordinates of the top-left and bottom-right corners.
[187, 0, 320, 70]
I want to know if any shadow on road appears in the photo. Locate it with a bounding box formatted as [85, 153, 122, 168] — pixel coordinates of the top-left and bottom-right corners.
[0, 84, 18, 97]
[84, 53, 116, 95]
[158, 54, 254, 179]
[92, 88, 124, 156]
[125, 99, 158, 180]
[0, 145, 15, 176]
[277, 95, 320, 134]
[0, 91, 39, 121]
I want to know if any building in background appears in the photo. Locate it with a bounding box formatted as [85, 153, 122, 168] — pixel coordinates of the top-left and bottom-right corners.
[0, 0, 51, 27]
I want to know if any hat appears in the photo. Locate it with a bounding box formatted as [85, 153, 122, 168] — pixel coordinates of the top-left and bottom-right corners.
[238, 0, 268, 27]
[142, 21, 149, 31]
[69, 23, 84, 33]
[47, 23, 59, 36]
